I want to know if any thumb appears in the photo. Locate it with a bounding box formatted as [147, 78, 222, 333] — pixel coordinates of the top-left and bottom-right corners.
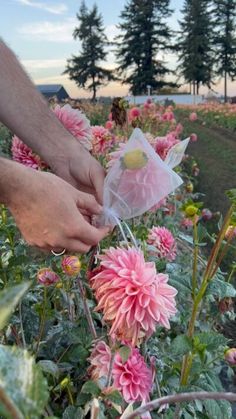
[76, 191, 102, 216]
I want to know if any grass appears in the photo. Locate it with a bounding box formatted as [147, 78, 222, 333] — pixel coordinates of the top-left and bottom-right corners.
[176, 110, 236, 216]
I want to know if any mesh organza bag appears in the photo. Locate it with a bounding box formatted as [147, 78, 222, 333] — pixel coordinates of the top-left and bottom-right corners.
[100, 128, 185, 227]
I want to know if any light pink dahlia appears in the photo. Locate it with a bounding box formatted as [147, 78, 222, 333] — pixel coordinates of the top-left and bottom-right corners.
[147, 226, 177, 261]
[91, 125, 115, 155]
[155, 135, 179, 160]
[11, 136, 47, 170]
[91, 247, 177, 345]
[53, 104, 92, 150]
[88, 341, 111, 380]
[112, 347, 152, 403]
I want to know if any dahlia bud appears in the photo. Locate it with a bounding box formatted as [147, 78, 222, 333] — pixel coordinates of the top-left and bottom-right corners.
[185, 182, 194, 193]
[225, 348, 236, 365]
[185, 204, 198, 217]
[37, 268, 59, 286]
[201, 208, 213, 221]
[61, 255, 81, 276]
[225, 225, 236, 240]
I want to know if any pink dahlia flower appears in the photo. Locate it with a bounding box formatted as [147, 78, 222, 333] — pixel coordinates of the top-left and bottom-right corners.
[37, 268, 59, 286]
[128, 107, 141, 122]
[190, 133, 198, 142]
[189, 112, 198, 121]
[53, 104, 92, 150]
[88, 341, 111, 380]
[92, 125, 115, 155]
[11, 136, 47, 170]
[155, 135, 179, 160]
[91, 247, 177, 345]
[105, 120, 114, 130]
[147, 226, 177, 261]
[112, 347, 152, 402]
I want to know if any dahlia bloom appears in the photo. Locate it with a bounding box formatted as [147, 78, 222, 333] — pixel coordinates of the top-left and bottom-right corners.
[112, 347, 152, 402]
[37, 268, 59, 286]
[91, 247, 177, 345]
[190, 133, 198, 142]
[11, 136, 47, 170]
[128, 107, 141, 122]
[88, 341, 111, 380]
[92, 125, 115, 155]
[189, 112, 198, 121]
[53, 104, 92, 150]
[105, 120, 115, 130]
[147, 226, 177, 261]
[61, 255, 81, 276]
[155, 135, 179, 160]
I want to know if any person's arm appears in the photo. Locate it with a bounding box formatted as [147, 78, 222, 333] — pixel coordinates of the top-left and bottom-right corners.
[0, 157, 109, 252]
[0, 40, 104, 203]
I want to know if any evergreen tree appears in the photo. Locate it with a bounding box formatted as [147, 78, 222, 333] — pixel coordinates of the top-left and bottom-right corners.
[64, 2, 114, 101]
[213, 0, 236, 102]
[115, 0, 176, 95]
[177, 0, 214, 94]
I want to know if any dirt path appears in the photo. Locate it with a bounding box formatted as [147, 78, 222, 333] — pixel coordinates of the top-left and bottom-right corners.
[184, 121, 236, 215]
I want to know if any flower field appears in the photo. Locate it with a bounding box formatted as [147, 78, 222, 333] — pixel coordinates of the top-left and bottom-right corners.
[1, 99, 236, 418]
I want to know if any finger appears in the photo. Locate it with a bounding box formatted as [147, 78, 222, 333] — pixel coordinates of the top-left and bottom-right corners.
[90, 165, 105, 205]
[76, 191, 102, 216]
[73, 221, 110, 246]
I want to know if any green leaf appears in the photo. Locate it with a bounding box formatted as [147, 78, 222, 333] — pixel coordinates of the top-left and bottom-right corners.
[38, 360, 59, 378]
[0, 345, 48, 419]
[204, 399, 226, 419]
[105, 390, 123, 405]
[62, 406, 83, 419]
[207, 278, 236, 299]
[119, 345, 131, 363]
[171, 335, 193, 356]
[81, 380, 101, 397]
[0, 282, 31, 330]
[194, 332, 228, 351]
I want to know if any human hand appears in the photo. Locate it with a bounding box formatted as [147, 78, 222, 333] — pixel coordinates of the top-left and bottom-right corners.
[7, 168, 109, 253]
[50, 141, 105, 204]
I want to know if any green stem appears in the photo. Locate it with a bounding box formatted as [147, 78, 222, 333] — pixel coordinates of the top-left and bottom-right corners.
[191, 221, 199, 299]
[0, 386, 23, 419]
[35, 287, 47, 355]
[67, 386, 74, 405]
[180, 206, 233, 387]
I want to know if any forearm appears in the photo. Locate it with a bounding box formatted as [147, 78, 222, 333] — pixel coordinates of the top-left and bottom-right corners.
[0, 40, 80, 166]
[0, 157, 30, 206]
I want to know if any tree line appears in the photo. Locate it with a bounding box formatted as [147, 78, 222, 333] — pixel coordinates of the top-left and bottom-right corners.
[64, 0, 236, 102]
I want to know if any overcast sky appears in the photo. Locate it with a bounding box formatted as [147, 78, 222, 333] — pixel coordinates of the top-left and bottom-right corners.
[1, 0, 235, 97]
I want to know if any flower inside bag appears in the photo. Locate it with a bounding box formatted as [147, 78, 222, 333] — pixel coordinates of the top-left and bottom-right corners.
[100, 128, 184, 226]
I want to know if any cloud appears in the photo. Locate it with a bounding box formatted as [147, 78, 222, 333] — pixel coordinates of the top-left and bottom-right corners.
[104, 24, 120, 42]
[17, 17, 77, 42]
[16, 0, 67, 15]
[22, 59, 67, 71]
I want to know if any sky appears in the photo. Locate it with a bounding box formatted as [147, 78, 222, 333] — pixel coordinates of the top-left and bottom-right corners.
[1, 0, 235, 98]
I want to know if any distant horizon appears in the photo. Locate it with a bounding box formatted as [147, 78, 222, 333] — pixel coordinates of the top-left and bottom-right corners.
[1, 0, 236, 98]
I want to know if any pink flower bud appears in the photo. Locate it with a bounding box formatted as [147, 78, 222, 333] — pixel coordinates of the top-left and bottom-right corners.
[201, 208, 213, 221]
[225, 348, 236, 365]
[61, 255, 81, 276]
[37, 268, 59, 286]
[225, 225, 236, 240]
